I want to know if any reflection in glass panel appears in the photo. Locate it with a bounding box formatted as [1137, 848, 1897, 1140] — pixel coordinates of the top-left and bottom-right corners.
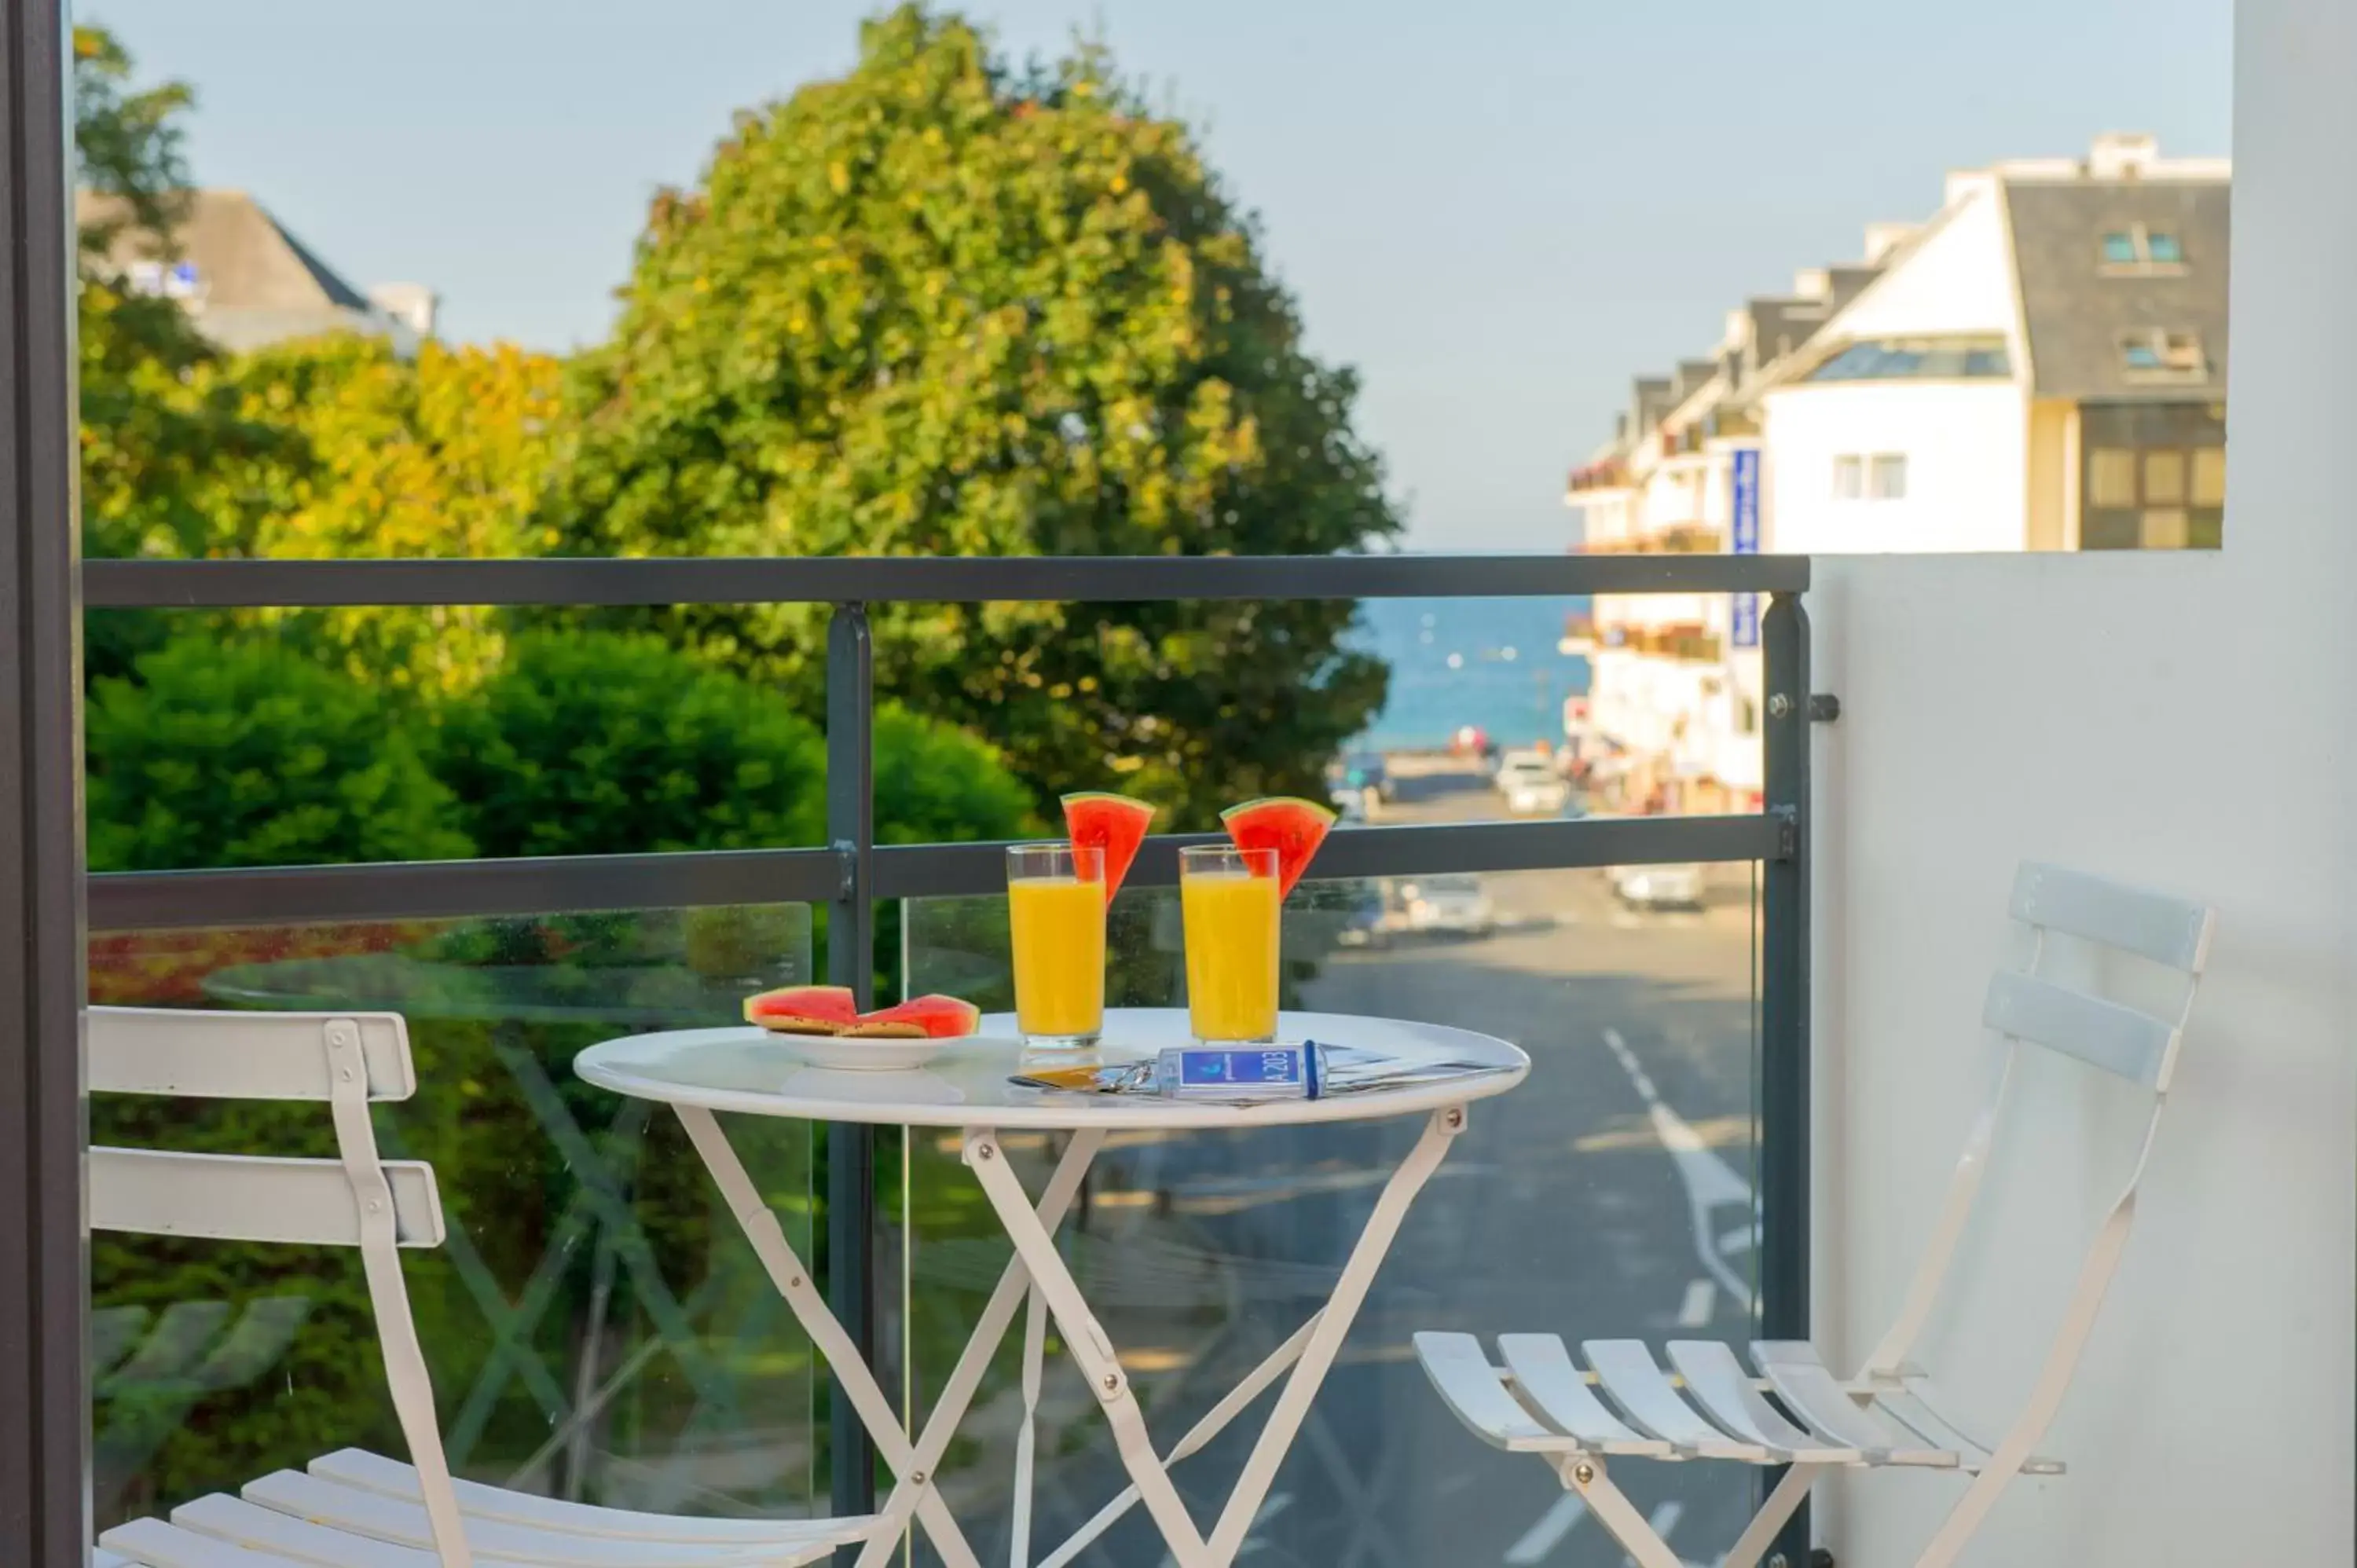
[87, 904, 822, 1530]
[900, 852, 1761, 1566]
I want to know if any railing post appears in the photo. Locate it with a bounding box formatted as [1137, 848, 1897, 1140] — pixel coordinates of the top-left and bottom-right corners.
[0, 2, 86, 1563]
[1759, 590, 1813, 1566]
[825, 603, 878, 1536]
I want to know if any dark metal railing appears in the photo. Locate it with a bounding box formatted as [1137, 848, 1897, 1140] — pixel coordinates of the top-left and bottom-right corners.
[83, 549, 1816, 1562]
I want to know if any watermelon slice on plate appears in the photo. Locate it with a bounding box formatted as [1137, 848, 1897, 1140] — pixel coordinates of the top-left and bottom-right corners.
[1061, 791, 1157, 905]
[744, 984, 860, 1033]
[1219, 796, 1338, 899]
[854, 994, 982, 1039]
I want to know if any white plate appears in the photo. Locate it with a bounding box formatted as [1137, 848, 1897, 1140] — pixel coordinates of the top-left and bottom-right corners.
[764, 1030, 999, 1072]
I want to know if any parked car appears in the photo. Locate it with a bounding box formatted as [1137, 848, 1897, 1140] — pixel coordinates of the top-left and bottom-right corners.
[1334, 885, 1391, 948]
[1392, 874, 1497, 938]
[1609, 863, 1707, 910]
[1494, 750, 1569, 815]
[1339, 749, 1393, 803]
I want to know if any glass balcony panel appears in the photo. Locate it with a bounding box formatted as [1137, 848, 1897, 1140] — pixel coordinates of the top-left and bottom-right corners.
[86, 903, 824, 1531]
[899, 863, 1762, 1565]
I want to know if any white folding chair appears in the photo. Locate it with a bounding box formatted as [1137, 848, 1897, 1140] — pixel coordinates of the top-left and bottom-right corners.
[1413, 861, 2217, 1568]
[89, 1005, 878, 1568]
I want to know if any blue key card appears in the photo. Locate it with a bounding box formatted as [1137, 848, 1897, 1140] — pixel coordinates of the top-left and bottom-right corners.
[1157, 1044, 1321, 1101]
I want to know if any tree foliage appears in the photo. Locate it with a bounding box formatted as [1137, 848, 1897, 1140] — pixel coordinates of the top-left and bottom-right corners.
[72, 22, 192, 253]
[224, 335, 566, 691]
[75, 26, 305, 577]
[85, 636, 473, 873]
[873, 702, 1037, 844]
[428, 631, 830, 858]
[551, 5, 1396, 824]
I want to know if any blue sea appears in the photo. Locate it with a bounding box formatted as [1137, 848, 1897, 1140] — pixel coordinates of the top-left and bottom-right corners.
[1349, 597, 1593, 751]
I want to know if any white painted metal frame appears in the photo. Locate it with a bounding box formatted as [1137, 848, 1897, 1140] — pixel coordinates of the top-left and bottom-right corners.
[669, 1096, 1469, 1568]
[1414, 861, 2217, 1568]
[87, 1007, 876, 1568]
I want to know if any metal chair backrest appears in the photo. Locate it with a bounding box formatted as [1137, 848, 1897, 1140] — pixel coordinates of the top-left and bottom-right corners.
[1984, 861, 2216, 1091]
[1862, 861, 2217, 1389]
[89, 1006, 474, 1568]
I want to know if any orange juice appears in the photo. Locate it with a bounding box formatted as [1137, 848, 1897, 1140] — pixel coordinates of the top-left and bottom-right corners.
[1009, 874, 1105, 1041]
[1181, 869, 1281, 1042]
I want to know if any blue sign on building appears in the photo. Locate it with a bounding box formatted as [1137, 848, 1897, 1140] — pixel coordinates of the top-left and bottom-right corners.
[1731, 448, 1760, 554]
[1731, 446, 1761, 647]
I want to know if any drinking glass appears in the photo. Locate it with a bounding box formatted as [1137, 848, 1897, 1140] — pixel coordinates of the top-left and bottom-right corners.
[1179, 844, 1281, 1043]
[1006, 841, 1105, 1057]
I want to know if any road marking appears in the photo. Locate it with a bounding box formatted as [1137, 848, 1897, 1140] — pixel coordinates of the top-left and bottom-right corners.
[1677, 1277, 1716, 1328]
[1502, 1493, 1586, 1565]
[1602, 1028, 1753, 1302]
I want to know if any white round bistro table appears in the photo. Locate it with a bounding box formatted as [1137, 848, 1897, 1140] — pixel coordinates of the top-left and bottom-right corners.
[576, 1006, 1528, 1568]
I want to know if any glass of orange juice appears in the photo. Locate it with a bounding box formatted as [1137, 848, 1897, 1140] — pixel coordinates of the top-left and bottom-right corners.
[1006, 841, 1106, 1057]
[1179, 844, 1281, 1043]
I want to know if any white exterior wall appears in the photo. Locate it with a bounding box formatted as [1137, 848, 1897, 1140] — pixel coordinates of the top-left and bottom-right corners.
[1809, 6, 2353, 1562]
[1830, 175, 2018, 344]
[1762, 382, 2029, 553]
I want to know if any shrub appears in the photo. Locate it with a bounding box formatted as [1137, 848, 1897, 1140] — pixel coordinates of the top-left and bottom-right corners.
[86, 635, 471, 872]
[429, 630, 828, 858]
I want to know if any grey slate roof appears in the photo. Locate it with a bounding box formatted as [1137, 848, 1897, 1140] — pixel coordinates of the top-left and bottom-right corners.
[2004, 177, 2230, 401]
[76, 189, 379, 349]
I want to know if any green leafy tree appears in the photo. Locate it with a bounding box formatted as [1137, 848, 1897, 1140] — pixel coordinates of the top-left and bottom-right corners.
[222, 335, 566, 693]
[74, 24, 308, 690]
[874, 702, 1036, 844]
[85, 636, 473, 873]
[549, 5, 1396, 826]
[428, 631, 830, 858]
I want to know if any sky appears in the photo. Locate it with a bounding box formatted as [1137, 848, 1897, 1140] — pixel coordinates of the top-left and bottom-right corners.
[88, 0, 2233, 551]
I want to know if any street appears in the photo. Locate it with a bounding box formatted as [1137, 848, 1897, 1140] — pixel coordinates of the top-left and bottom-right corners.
[908, 774, 1767, 1567]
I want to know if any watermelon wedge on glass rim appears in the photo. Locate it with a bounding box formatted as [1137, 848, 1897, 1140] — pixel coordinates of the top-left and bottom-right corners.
[1219, 796, 1338, 899]
[1061, 792, 1157, 906]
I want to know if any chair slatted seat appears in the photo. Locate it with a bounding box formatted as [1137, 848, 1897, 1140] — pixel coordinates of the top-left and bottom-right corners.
[1415, 862, 2213, 1568]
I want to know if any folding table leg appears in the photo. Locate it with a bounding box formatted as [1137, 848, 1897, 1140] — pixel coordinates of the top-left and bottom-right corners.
[1200, 1105, 1463, 1565]
[1010, 1284, 1048, 1567]
[852, 1127, 1106, 1568]
[965, 1126, 1215, 1567]
[967, 1104, 1469, 1568]
[673, 1105, 984, 1568]
[1035, 1316, 1320, 1568]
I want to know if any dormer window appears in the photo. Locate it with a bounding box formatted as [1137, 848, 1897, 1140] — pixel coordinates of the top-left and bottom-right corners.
[2100, 224, 2189, 274]
[2120, 329, 2207, 381]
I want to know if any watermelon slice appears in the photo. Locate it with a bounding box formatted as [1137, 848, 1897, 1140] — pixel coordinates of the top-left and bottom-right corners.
[745, 984, 859, 1031]
[1061, 791, 1157, 906]
[1219, 796, 1337, 900]
[855, 994, 982, 1039]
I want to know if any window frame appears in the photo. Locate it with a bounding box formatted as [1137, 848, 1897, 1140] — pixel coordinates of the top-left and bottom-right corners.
[1831, 453, 1864, 500]
[2098, 222, 2192, 277]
